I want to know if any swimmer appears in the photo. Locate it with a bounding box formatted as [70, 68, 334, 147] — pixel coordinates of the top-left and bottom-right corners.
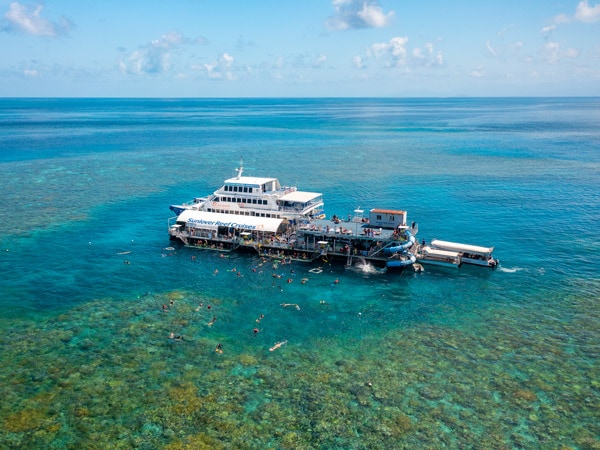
[213, 269, 219, 275]
[215, 343, 223, 354]
[253, 327, 260, 334]
[162, 304, 168, 311]
[281, 303, 301, 311]
[269, 340, 288, 352]
[207, 316, 217, 326]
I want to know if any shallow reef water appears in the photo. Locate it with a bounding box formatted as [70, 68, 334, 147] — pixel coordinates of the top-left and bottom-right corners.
[1, 98, 599, 448]
[0, 274, 598, 449]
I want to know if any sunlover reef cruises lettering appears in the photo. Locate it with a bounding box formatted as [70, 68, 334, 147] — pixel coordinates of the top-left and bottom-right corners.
[187, 217, 258, 230]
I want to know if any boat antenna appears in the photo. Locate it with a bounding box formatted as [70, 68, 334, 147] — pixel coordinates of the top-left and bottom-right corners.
[236, 157, 244, 179]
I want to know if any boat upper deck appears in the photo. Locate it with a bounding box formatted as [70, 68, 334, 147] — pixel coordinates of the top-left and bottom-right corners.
[297, 216, 408, 242]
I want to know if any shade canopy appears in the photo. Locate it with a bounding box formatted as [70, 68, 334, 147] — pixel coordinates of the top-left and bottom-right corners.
[176, 210, 285, 233]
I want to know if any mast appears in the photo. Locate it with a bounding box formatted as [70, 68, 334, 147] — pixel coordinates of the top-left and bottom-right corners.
[235, 157, 244, 179]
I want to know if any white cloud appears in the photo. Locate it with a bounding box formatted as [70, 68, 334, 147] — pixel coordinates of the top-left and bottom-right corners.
[361, 37, 443, 69]
[541, 41, 579, 64]
[412, 42, 444, 66]
[3, 2, 73, 37]
[575, 0, 600, 22]
[471, 65, 485, 77]
[485, 41, 498, 58]
[326, 0, 394, 30]
[353, 55, 365, 69]
[202, 53, 237, 80]
[541, 24, 556, 34]
[313, 53, 327, 68]
[120, 31, 205, 76]
[552, 0, 600, 24]
[367, 37, 408, 66]
[484, 39, 523, 60]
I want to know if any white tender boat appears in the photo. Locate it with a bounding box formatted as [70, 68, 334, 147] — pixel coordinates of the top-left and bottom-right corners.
[430, 239, 498, 267]
[417, 246, 461, 268]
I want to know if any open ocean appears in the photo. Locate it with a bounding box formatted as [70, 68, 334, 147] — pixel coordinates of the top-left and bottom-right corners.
[0, 98, 598, 449]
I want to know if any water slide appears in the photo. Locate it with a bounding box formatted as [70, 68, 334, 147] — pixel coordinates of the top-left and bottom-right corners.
[386, 253, 417, 268]
[383, 230, 417, 268]
[383, 230, 416, 254]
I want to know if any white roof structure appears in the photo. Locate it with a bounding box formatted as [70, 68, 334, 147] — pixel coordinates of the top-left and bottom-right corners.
[280, 191, 322, 203]
[431, 239, 494, 255]
[224, 176, 276, 186]
[424, 247, 460, 257]
[176, 210, 284, 233]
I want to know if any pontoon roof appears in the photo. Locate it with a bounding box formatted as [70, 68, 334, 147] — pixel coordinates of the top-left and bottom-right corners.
[431, 239, 494, 254]
[176, 210, 284, 233]
[279, 191, 322, 203]
[370, 208, 407, 215]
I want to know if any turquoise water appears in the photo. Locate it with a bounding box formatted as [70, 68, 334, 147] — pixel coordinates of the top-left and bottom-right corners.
[0, 98, 598, 448]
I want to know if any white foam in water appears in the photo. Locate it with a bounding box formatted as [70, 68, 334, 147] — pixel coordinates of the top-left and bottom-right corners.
[499, 267, 522, 273]
[348, 259, 386, 275]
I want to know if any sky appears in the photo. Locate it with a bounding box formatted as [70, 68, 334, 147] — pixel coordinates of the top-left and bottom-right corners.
[1, 0, 599, 97]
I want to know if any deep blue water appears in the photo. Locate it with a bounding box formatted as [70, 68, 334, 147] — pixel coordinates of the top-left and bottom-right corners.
[0, 98, 598, 448]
